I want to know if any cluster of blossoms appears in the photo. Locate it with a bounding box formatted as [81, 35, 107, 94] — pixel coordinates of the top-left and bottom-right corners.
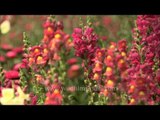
[72, 16, 160, 105]
[92, 40, 128, 104]
[0, 16, 78, 105]
[24, 17, 71, 68]
[44, 73, 62, 105]
[21, 17, 74, 105]
[72, 26, 98, 67]
[42, 17, 73, 62]
[126, 15, 160, 105]
[27, 45, 49, 70]
[72, 22, 129, 104]
[1, 15, 160, 105]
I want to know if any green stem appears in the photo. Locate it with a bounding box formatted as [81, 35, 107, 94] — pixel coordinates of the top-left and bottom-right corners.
[0, 65, 4, 86]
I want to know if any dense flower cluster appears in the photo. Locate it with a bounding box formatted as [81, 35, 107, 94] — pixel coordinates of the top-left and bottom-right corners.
[91, 40, 128, 104]
[72, 26, 98, 66]
[1, 15, 160, 105]
[0, 16, 71, 105]
[126, 15, 160, 105]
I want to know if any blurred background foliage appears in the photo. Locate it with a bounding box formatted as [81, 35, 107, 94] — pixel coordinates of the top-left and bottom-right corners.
[0, 15, 136, 47]
[0, 15, 136, 74]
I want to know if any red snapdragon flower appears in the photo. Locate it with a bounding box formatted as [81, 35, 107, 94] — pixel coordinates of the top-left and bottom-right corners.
[13, 63, 26, 71]
[6, 51, 17, 58]
[0, 55, 5, 62]
[67, 58, 78, 65]
[72, 27, 98, 66]
[44, 89, 62, 105]
[67, 64, 80, 78]
[12, 47, 23, 54]
[1, 44, 13, 50]
[5, 70, 19, 79]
